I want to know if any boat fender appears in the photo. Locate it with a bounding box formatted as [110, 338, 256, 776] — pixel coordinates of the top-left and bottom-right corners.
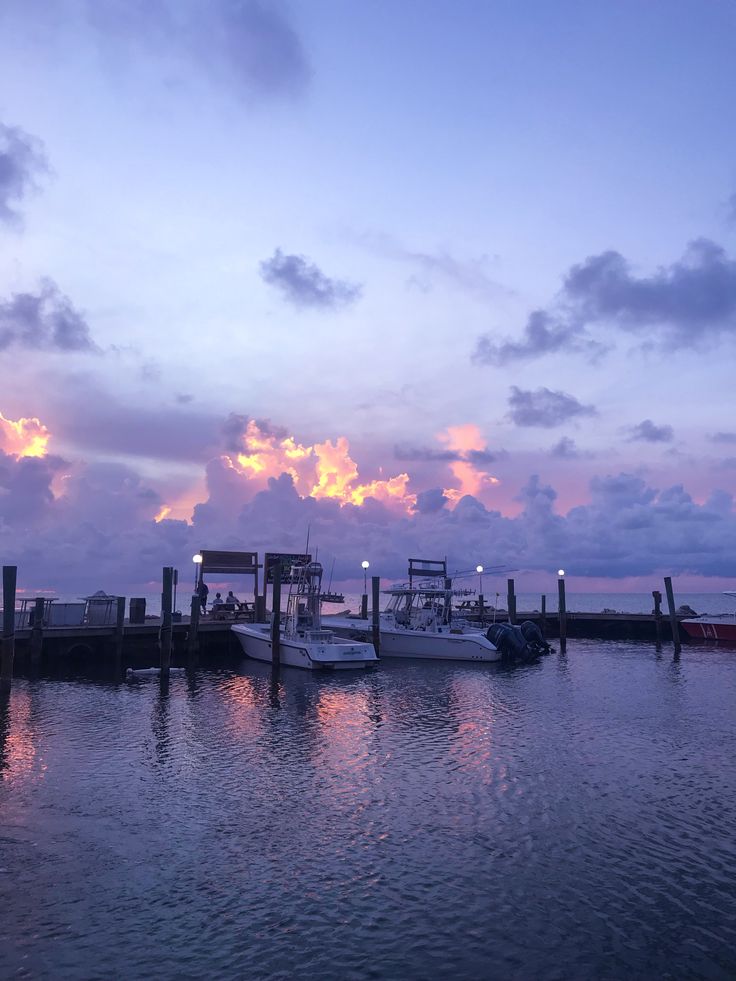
[126, 666, 187, 679]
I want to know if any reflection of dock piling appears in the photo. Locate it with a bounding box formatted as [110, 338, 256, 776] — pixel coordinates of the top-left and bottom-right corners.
[664, 576, 681, 656]
[371, 576, 381, 656]
[1, 566, 16, 692]
[558, 578, 567, 654]
[271, 563, 281, 669]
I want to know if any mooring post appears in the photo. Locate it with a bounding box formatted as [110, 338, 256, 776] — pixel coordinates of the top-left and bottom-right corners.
[540, 594, 547, 640]
[114, 596, 125, 678]
[360, 593, 368, 619]
[558, 578, 567, 653]
[271, 563, 281, 669]
[371, 575, 381, 657]
[30, 596, 45, 668]
[478, 592, 485, 622]
[160, 566, 173, 679]
[1, 566, 17, 693]
[663, 576, 681, 656]
[187, 593, 200, 664]
[652, 589, 663, 650]
[507, 578, 516, 625]
[255, 591, 266, 623]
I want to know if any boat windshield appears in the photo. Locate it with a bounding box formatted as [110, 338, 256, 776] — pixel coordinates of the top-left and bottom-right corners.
[384, 586, 451, 627]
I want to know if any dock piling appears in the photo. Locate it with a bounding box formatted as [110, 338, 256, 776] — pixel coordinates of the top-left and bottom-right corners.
[558, 577, 567, 653]
[663, 577, 681, 656]
[1, 566, 17, 693]
[114, 597, 125, 678]
[30, 596, 45, 668]
[507, 579, 516, 625]
[371, 575, 380, 657]
[271, 563, 281, 669]
[160, 566, 173, 679]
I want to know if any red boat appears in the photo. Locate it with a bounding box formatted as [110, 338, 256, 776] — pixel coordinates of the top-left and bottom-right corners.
[680, 591, 736, 642]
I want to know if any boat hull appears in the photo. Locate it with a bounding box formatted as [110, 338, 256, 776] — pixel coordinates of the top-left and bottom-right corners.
[322, 616, 500, 662]
[680, 617, 736, 643]
[231, 624, 378, 670]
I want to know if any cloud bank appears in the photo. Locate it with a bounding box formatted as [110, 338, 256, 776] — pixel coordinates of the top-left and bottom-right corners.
[1, 408, 734, 597]
[507, 387, 597, 428]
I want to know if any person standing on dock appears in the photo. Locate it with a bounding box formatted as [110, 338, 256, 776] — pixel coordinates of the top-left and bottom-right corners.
[198, 579, 209, 614]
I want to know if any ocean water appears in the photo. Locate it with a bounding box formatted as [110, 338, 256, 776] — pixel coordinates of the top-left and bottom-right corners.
[123, 590, 736, 618]
[1, 642, 735, 979]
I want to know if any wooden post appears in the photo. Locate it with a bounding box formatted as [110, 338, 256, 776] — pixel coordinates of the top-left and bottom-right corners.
[360, 593, 368, 619]
[1, 566, 17, 693]
[478, 593, 485, 623]
[371, 575, 381, 657]
[160, 566, 173, 678]
[255, 592, 266, 622]
[187, 593, 200, 663]
[652, 589, 663, 650]
[663, 576, 681, 656]
[114, 596, 125, 678]
[271, 563, 281, 669]
[540, 594, 547, 639]
[507, 578, 516, 625]
[558, 577, 567, 653]
[29, 596, 45, 668]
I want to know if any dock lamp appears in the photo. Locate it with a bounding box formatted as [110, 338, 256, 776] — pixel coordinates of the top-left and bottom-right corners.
[557, 568, 565, 578]
[193, 553, 203, 590]
[476, 564, 484, 593]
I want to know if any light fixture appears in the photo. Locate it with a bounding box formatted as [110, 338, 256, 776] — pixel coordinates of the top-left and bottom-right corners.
[558, 568, 565, 577]
[193, 553, 203, 590]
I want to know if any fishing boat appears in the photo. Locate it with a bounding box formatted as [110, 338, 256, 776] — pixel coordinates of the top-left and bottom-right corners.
[232, 560, 378, 670]
[325, 558, 501, 662]
[680, 592, 736, 643]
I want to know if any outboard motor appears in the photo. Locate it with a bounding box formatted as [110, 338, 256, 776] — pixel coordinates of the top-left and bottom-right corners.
[520, 620, 552, 656]
[486, 622, 535, 662]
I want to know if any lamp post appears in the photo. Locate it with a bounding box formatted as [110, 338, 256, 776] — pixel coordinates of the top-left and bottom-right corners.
[476, 565, 485, 620]
[361, 560, 370, 618]
[193, 553, 203, 591]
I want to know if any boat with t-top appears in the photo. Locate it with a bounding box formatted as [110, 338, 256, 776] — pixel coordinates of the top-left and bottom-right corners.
[232, 560, 378, 670]
[325, 558, 502, 662]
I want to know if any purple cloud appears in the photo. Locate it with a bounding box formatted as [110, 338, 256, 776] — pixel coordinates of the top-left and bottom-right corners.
[0, 120, 48, 226]
[0, 279, 96, 352]
[260, 249, 362, 309]
[627, 419, 674, 443]
[507, 386, 597, 428]
[475, 238, 736, 364]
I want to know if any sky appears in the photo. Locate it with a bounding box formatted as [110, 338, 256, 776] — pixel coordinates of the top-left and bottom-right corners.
[1, 0, 736, 598]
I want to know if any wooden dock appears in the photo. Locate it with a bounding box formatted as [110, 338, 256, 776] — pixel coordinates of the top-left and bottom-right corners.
[4, 608, 692, 670]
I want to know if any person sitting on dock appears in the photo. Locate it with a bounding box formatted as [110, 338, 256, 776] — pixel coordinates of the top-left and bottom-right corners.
[226, 590, 240, 608]
[211, 592, 223, 611]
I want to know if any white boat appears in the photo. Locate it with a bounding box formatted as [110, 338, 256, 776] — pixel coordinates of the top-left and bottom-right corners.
[232, 561, 378, 671]
[325, 559, 501, 662]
